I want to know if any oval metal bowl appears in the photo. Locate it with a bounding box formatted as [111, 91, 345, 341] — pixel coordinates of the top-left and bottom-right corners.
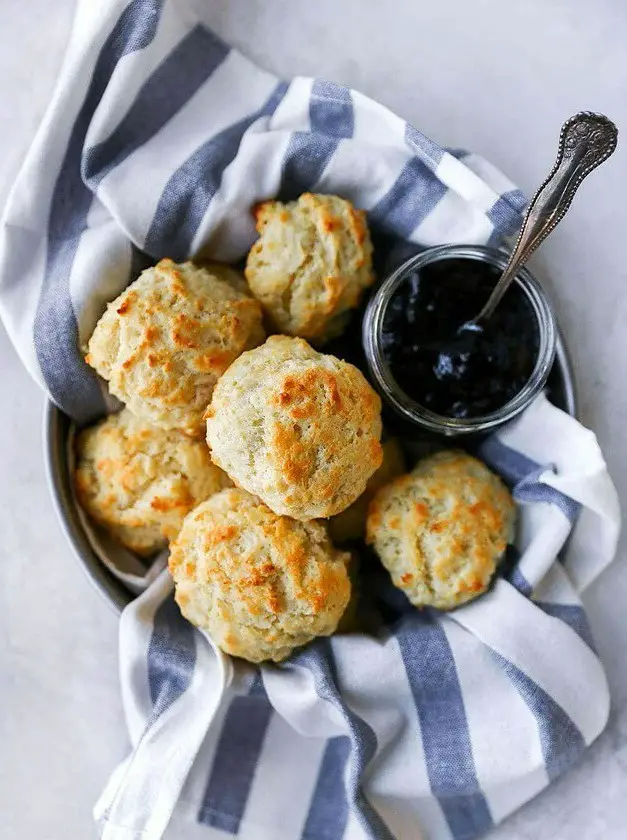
[44, 331, 577, 614]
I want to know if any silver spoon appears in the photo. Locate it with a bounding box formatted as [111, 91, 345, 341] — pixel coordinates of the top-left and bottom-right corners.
[467, 111, 618, 329]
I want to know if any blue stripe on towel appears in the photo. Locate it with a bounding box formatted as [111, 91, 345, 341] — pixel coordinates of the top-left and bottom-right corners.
[368, 156, 447, 239]
[405, 124, 445, 166]
[83, 26, 230, 186]
[33, 0, 165, 423]
[478, 435, 541, 484]
[486, 189, 527, 236]
[279, 133, 339, 201]
[515, 468, 581, 523]
[395, 613, 493, 840]
[288, 640, 394, 840]
[144, 81, 288, 260]
[301, 737, 351, 840]
[534, 602, 596, 652]
[310, 80, 355, 138]
[499, 543, 532, 597]
[479, 437, 581, 523]
[279, 80, 355, 201]
[147, 596, 196, 720]
[492, 653, 586, 780]
[509, 566, 533, 598]
[197, 673, 273, 833]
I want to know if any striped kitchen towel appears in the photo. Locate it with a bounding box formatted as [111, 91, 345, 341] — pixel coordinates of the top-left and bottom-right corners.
[0, 0, 526, 424]
[0, 1, 620, 839]
[92, 393, 619, 840]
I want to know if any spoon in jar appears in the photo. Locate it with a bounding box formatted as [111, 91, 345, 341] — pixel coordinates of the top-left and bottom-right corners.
[460, 111, 617, 337]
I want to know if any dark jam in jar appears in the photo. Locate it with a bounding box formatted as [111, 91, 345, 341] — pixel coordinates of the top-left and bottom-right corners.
[380, 258, 540, 418]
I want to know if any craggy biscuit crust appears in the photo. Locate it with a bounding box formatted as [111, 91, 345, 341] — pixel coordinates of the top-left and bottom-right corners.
[86, 259, 265, 436]
[245, 193, 374, 343]
[205, 336, 383, 520]
[74, 409, 232, 556]
[168, 488, 351, 662]
[366, 451, 515, 610]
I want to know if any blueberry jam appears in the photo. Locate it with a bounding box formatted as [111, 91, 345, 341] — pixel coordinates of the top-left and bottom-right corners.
[380, 257, 540, 418]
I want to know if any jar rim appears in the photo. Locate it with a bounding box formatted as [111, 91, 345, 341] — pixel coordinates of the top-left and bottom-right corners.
[362, 244, 558, 436]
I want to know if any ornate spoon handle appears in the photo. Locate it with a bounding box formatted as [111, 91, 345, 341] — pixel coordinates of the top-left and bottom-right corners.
[475, 112, 618, 323]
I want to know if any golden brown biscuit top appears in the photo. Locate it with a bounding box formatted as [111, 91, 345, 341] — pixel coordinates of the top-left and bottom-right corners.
[85, 259, 265, 435]
[168, 488, 351, 662]
[74, 408, 231, 555]
[245, 193, 374, 343]
[366, 450, 515, 609]
[269, 360, 382, 503]
[206, 336, 383, 520]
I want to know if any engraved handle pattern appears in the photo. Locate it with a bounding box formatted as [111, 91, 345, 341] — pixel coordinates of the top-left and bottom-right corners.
[477, 112, 618, 322]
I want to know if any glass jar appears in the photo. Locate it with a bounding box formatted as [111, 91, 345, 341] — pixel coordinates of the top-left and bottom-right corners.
[362, 244, 557, 436]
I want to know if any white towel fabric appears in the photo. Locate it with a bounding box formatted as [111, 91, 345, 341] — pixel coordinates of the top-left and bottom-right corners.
[0, 2, 620, 839]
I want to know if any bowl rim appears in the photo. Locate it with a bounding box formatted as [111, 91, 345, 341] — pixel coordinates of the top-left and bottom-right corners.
[43, 405, 131, 613]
